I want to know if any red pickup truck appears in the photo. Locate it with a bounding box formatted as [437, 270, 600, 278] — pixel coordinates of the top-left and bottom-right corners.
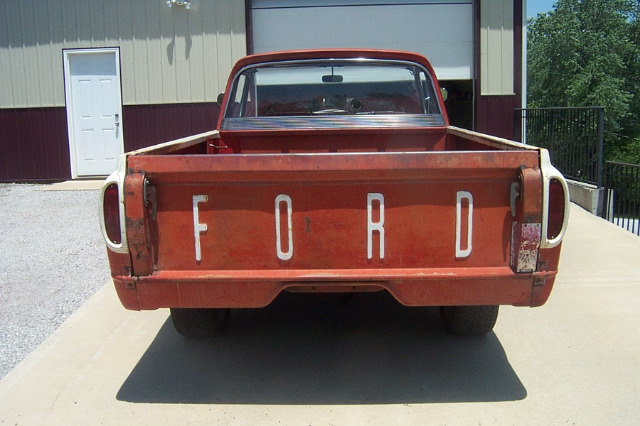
[100, 49, 569, 337]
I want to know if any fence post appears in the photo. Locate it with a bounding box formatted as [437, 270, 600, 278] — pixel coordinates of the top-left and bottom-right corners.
[513, 109, 524, 143]
[602, 161, 610, 219]
[549, 109, 555, 156]
[597, 107, 605, 188]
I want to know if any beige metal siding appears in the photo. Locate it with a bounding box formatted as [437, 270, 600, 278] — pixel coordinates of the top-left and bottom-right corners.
[480, 0, 514, 96]
[0, 0, 246, 108]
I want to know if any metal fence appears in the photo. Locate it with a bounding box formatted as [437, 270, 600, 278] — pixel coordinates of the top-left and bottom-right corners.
[514, 107, 605, 187]
[603, 161, 640, 236]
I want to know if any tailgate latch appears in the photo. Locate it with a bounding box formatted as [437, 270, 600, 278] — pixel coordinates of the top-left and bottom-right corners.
[143, 178, 157, 220]
[510, 181, 520, 217]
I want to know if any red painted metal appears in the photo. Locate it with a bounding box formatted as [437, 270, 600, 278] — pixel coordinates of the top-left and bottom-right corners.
[112, 142, 559, 310]
[118, 269, 554, 310]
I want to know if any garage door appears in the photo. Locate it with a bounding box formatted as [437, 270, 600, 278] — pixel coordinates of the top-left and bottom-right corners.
[250, 0, 473, 81]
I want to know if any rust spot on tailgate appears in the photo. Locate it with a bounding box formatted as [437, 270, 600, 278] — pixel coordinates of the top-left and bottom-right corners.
[124, 173, 154, 276]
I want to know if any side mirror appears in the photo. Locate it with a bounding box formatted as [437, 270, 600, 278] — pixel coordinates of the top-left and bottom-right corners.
[440, 87, 449, 102]
[217, 93, 224, 106]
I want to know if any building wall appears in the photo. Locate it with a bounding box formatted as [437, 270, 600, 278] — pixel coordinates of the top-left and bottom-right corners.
[0, 0, 246, 108]
[0, 107, 70, 181]
[0, 0, 245, 181]
[480, 0, 515, 96]
[475, 0, 523, 139]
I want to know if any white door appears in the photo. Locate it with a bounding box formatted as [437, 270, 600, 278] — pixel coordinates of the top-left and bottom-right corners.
[64, 49, 124, 178]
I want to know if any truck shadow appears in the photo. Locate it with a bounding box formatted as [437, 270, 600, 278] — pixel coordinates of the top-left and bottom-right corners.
[117, 291, 526, 404]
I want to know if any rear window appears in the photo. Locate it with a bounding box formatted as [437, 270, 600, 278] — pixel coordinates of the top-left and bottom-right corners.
[221, 60, 445, 130]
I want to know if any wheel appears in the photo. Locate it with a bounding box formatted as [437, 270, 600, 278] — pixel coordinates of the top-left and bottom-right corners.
[440, 305, 499, 336]
[170, 308, 230, 338]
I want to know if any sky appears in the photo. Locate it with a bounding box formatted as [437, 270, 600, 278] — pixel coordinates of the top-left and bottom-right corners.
[527, 0, 557, 19]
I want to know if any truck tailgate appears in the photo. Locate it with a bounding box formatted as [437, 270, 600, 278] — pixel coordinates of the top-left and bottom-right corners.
[123, 150, 547, 308]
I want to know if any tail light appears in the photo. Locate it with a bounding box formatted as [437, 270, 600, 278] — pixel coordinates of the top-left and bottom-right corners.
[103, 183, 122, 245]
[547, 178, 566, 240]
[511, 151, 569, 272]
[540, 150, 570, 248]
[100, 172, 128, 254]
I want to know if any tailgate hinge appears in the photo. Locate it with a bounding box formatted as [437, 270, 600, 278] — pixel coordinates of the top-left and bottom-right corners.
[207, 135, 228, 150]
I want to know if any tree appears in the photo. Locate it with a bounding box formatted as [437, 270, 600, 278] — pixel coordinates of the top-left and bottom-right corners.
[527, 0, 640, 162]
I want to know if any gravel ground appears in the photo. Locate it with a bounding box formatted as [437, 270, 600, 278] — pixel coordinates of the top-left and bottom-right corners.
[0, 183, 111, 379]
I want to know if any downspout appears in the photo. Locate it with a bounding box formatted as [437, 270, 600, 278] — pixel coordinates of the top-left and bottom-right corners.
[522, 0, 528, 144]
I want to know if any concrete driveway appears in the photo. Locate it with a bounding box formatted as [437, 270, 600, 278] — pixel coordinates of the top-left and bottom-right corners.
[0, 204, 639, 425]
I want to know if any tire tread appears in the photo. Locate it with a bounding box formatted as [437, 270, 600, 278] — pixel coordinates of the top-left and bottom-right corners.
[170, 308, 230, 338]
[440, 305, 499, 336]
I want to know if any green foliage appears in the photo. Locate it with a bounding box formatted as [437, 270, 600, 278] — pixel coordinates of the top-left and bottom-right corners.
[527, 0, 640, 162]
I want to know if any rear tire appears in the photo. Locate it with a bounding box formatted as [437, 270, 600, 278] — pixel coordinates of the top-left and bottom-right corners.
[170, 308, 230, 338]
[440, 305, 499, 336]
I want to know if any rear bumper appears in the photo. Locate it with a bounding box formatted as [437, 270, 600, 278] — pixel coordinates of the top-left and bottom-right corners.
[112, 267, 557, 310]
